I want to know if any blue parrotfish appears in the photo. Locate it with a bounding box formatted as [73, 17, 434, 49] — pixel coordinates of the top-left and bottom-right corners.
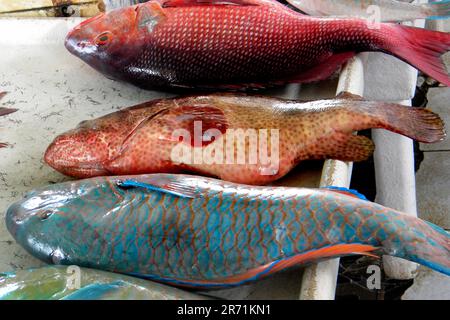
[6, 174, 450, 288]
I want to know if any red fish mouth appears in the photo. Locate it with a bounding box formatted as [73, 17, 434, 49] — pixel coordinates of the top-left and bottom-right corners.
[46, 160, 109, 178]
[44, 141, 109, 178]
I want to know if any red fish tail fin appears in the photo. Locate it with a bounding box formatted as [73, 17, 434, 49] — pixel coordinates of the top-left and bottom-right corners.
[384, 24, 450, 86]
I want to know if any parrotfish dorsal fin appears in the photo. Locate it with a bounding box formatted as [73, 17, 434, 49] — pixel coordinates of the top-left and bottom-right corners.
[118, 176, 199, 198]
[157, 0, 266, 8]
[323, 186, 368, 201]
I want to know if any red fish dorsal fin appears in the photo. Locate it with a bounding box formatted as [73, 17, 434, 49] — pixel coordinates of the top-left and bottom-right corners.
[155, 0, 271, 8]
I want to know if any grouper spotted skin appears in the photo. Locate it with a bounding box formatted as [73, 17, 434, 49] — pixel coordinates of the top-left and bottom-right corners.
[6, 174, 450, 289]
[44, 93, 445, 185]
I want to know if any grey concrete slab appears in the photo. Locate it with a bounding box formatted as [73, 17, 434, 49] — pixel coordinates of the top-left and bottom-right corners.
[416, 151, 450, 229]
[421, 87, 450, 152]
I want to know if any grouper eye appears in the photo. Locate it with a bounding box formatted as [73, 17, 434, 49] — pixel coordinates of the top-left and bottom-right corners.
[95, 32, 112, 46]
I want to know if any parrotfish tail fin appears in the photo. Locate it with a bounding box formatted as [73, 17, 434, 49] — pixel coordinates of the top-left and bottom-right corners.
[346, 99, 446, 143]
[426, 0, 450, 20]
[385, 215, 450, 276]
[0, 92, 18, 117]
[386, 24, 450, 87]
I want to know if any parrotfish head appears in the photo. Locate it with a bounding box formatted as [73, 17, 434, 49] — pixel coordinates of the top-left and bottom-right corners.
[5, 178, 125, 267]
[65, 5, 146, 79]
[44, 108, 151, 178]
[6, 180, 95, 265]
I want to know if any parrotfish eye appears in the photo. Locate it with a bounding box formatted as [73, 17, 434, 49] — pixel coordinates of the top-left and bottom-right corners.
[95, 32, 112, 46]
[37, 210, 53, 221]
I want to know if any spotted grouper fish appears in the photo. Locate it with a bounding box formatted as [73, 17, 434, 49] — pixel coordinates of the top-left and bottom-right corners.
[0, 266, 206, 300]
[64, 0, 450, 90]
[44, 93, 445, 185]
[6, 174, 450, 288]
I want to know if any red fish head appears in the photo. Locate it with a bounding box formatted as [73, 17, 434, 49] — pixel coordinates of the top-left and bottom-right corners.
[65, 6, 144, 78]
[44, 110, 144, 178]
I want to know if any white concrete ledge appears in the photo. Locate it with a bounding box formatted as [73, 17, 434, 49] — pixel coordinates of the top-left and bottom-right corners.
[299, 55, 366, 300]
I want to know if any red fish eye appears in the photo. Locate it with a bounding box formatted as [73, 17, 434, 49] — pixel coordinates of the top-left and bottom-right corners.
[95, 32, 112, 46]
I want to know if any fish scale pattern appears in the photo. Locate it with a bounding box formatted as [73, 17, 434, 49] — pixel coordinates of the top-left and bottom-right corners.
[7, 176, 450, 286]
[121, 5, 382, 88]
[14, 176, 445, 284]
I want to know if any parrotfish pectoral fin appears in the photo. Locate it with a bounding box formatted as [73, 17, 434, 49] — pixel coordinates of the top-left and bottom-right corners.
[61, 281, 126, 300]
[119, 176, 199, 198]
[323, 186, 368, 201]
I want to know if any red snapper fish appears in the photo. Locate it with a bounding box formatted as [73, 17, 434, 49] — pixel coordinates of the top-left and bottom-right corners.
[44, 93, 446, 185]
[64, 0, 450, 90]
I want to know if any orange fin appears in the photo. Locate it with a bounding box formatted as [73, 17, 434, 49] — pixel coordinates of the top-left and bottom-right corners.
[172, 244, 379, 288]
[268, 244, 379, 274]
